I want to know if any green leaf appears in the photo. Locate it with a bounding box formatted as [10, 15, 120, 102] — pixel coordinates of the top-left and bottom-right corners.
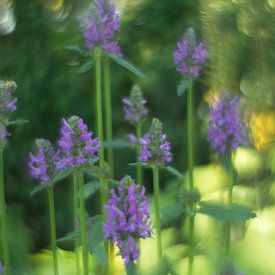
[126, 262, 138, 275]
[87, 215, 104, 248]
[104, 138, 131, 149]
[77, 61, 93, 74]
[198, 202, 257, 222]
[91, 246, 107, 267]
[108, 53, 146, 79]
[163, 166, 185, 180]
[66, 45, 89, 57]
[177, 79, 190, 96]
[30, 183, 50, 196]
[53, 169, 71, 183]
[84, 181, 101, 199]
[161, 202, 184, 227]
[8, 119, 29, 126]
[57, 230, 80, 243]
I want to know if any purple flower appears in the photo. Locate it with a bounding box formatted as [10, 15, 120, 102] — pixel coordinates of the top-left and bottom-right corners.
[0, 80, 17, 120]
[122, 85, 148, 125]
[28, 139, 61, 184]
[173, 28, 207, 78]
[104, 175, 152, 264]
[83, 0, 122, 56]
[208, 93, 248, 154]
[58, 116, 99, 170]
[0, 262, 4, 274]
[139, 119, 172, 166]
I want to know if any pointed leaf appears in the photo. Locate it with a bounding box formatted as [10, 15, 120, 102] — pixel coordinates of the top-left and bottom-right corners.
[77, 61, 93, 74]
[91, 246, 107, 267]
[84, 181, 101, 199]
[8, 119, 29, 126]
[87, 215, 104, 248]
[164, 166, 185, 180]
[177, 79, 190, 96]
[126, 263, 138, 275]
[53, 169, 71, 183]
[161, 202, 184, 227]
[198, 202, 256, 221]
[104, 138, 131, 149]
[66, 45, 89, 57]
[30, 183, 50, 196]
[57, 230, 80, 243]
[108, 53, 146, 79]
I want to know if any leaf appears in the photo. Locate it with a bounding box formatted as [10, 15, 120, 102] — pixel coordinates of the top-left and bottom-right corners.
[77, 61, 93, 74]
[177, 78, 190, 96]
[91, 246, 107, 267]
[126, 262, 138, 275]
[53, 169, 71, 183]
[30, 183, 50, 196]
[57, 230, 80, 243]
[87, 215, 104, 248]
[198, 202, 256, 222]
[161, 202, 184, 227]
[8, 119, 29, 125]
[108, 53, 146, 79]
[65, 45, 89, 57]
[84, 181, 101, 199]
[152, 256, 178, 275]
[164, 166, 185, 180]
[104, 138, 131, 149]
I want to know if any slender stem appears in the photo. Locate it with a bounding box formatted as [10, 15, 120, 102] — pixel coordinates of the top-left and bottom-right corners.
[95, 49, 107, 211]
[187, 80, 195, 275]
[225, 160, 234, 257]
[136, 123, 142, 185]
[152, 166, 162, 259]
[103, 58, 114, 178]
[0, 148, 10, 275]
[73, 172, 80, 275]
[78, 170, 89, 275]
[47, 185, 59, 275]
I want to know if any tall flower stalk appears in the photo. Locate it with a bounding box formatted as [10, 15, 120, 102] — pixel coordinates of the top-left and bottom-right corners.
[0, 80, 18, 275]
[208, 93, 247, 257]
[122, 85, 148, 185]
[58, 116, 99, 275]
[173, 28, 207, 275]
[104, 175, 152, 273]
[139, 118, 172, 259]
[28, 139, 61, 275]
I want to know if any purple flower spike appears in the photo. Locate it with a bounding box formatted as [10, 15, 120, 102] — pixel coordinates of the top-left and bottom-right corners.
[173, 28, 207, 78]
[122, 85, 148, 125]
[208, 93, 248, 154]
[104, 175, 152, 264]
[139, 118, 172, 166]
[28, 139, 61, 184]
[58, 116, 99, 170]
[83, 0, 122, 56]
[0, 80, 17, 120]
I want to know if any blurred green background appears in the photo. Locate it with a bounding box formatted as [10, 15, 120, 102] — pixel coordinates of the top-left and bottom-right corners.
[0, 0, 275, 274]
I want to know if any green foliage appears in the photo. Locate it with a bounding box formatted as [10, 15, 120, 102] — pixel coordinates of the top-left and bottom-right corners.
[152, 256, 178, 275]
[84, 180, 101, 199]
[176, 78, 190, 96]
[104, 138, 131, 149]
[198, 202, 256, 222]
[161, 202, 184, 227]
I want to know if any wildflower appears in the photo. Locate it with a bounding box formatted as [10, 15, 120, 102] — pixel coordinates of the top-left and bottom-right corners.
[139, 119, 172, 166]
[122, 85, 148, 125]
[104, 175, 152, 264]
[58, 116, 99, 170]
[0, 80, 17, 120]
[28, 139, 60, 184]
[208, 93, 247, 154]
[83, 0, 121, 56]
[173, 28, 207, 78]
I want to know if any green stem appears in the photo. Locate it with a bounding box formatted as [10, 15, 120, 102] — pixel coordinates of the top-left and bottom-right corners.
[152, 166, 162, 259]
[95, 48, 107, 211]
[78, 170, 89, 275]
[136, 123, 142, 185]
[225, 161, 234, 257]
[103, 58, 114, 178]
[187, 80, 195, 275]
[73, 172, 80, 275]
[0, 148, 10, 275]
[47, 185, 59, 275]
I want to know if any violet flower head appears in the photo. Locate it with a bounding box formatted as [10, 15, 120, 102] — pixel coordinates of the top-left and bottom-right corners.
[0, 80, 17, 120]
[58, 116, 99, 170]
[173, 28, 207, 78]
[139, 118, 172, 166]
[104, 175, 152, 264]
[122, 85, 148, 125]
[83, 0, 122, 56]
[28, 139, 60, 184]
[208, 93, 248, 154]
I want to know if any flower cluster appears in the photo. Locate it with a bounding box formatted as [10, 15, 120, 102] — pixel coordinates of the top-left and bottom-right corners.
[28, 139, 60, 184]
[208, 93, 248, 154]
[104, 175, 152, 264]
[139, 118, 172, 166]
[83, 0, 121, 56]
[58, 116, 99, 169]
[173, 28, 207, 78]
[122, 85, 148, 125]
[0, 80, 17, 120]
